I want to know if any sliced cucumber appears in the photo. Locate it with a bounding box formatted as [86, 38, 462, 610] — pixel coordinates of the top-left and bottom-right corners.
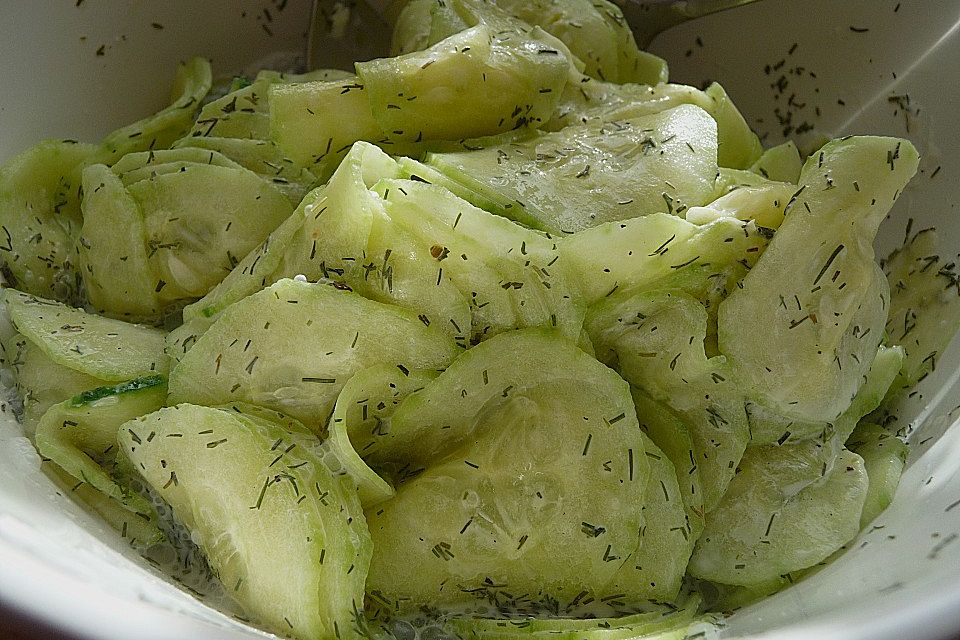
[167, 279, 462, 430]
[688, 444, 867, 586]
[3, 288, 168, 381]
[356, 22, 570, 143]
[35, 375, 167, 542]
[718, 137, 919, 423]
[120, 403, 371, 640]
[847, 423, 908, 528]
[365, 329, 650, 608]
[749, 140, 803, 184]
[426, 104, 718, 234]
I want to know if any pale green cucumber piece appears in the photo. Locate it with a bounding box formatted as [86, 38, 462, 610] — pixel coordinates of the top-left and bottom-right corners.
[718, 137, 919, 423]
[750, 140, 803, 183]
[745, 344, 904, 446]
[78, 163, 161, 321]
[374, 178, 584, 343]
[100, 57, 211, 161]
[270, 76, 386, 180]
[846, 423, 908, 528]
[688, 179, 795, 230]
[603, 432, 693, 602]
[119, 403, 371, 640]
[172, 136, 318, 204]
[632, 387, 705, 541]
[43, 461, 163, 547]
[330, 363, 439, 463]
[688, 444, 867, 586]
[356, 23, 570, 142]
[189, 73, 275, 140]
[447, 594, 700, 639]
[167, 279, 461, 429]
[351, 205, 472, 346]
[35, 376, 166, 538]
[365, 329, 650, 609]
[111, 147, 244, 186]
[0, 140, 100, 301]
[426, 104, 718, 234]
[704, 83, 763, 169]
[3, 288, 168, 381]
[491, 0, 668, 85]
[2, 334, 102, 433]
[126, 161, 292, 300]
[396, 155, 508, 216]
[390, 0, 435, 54]
[561, 214, 765, 305]
[882, 227, 960, 393]
[586, 290, 748, 512]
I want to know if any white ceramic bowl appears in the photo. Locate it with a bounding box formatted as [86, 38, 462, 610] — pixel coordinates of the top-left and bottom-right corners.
[1, 1, 958, 639]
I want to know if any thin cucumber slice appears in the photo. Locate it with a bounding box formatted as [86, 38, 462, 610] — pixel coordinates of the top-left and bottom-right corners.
[78, 163, 161, 321]
[426, 104, 718, 234]
[374, 178, 583, 344]
[3, 288, 168, 381]
[365, 329, 651, 608]
[749, 140, 803, 184]
[35, 376, 167, 539]
[120, 403, 371, 640]
[112, 148, 244, 187]
[167, 279, 461, 430]
[689, 179, 796, 230]
[688, 444, 867, 586]
[882, 227, 960, 393]
[356, 22, 570, 143]
[718, 136, 919, 423]
[846, 423, 908, 528]
[704, 83, 763, 170]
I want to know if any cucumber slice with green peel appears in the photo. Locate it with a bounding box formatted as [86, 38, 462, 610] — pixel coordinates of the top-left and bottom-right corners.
[365, 329, 650, 609]
[167, 279, 462, 430]
[881, 227, 960, 394]
[718, 136, 919, 424]
[374, 178, 584, 344]
[100, 57, 211, 161]
[2, 334, 103, 433]
[0, 140, 101, 301]
[3, 288, 168, 381]
[119, 403, 372, 640]
[586, 290, 748, 512]
[846, 423, 908, 528]
[355, 22, 570, 143]
[111, 147, 244, 186]
[603, 432, 695, 602]
[688, 444, 867, 586]
[78, 163, 161, 321]
[426, 104, 719, 234]
[330, 363, 439, 464]
[126, 162, 293, 301]
[749, 140, 803, 184]
[35, 376, 167, 537]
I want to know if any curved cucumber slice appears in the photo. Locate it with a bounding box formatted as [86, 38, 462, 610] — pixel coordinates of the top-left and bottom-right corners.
[718, 137, 919, 423]
[35, 375, 167, 542]
[120, 404, 371, 640]
[586, 290, 748, 512]
[847, 423, 908, 528]
[365, 329, 651, 608]
[426, 104, 718, 234]
[167, 279, 461, 430]
[749, 140, 803, 184]
[356, 22, 569, 143]
[688, 444, 867, 586]
[3, 288, 168, 381]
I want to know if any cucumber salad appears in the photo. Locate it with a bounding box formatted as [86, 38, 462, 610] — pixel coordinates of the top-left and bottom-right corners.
[1, 1, 958, 639]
